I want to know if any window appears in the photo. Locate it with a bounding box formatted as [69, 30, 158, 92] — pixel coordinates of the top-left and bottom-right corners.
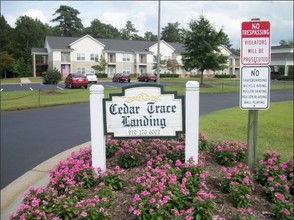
[61, 52, 70, 62]
[91, 53, 99, 62]
[109, 54, 116, 63]
[90, 68, 96, 74]
[77, 53, 85, 61]
[77, 67, 86, 74]
[123, 68, 130, 75]
[123, 54, 130, 62]
[140, 55, 146, 63]
[163, 56, 171, 61]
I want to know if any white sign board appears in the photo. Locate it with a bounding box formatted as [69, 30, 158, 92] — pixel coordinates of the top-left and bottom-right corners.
[103, 85, 184, 138]
[240, 66, 270, 109]
[241, 21, 271, 65]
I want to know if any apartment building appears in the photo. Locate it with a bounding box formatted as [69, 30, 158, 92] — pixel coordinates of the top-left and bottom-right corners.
[31, 34, 239, 78]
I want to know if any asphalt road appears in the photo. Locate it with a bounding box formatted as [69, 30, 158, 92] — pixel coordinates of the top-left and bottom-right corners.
[1, 89, 293, 189]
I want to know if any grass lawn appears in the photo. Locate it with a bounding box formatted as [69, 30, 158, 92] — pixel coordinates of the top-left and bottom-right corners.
[200, 101, 293, 161]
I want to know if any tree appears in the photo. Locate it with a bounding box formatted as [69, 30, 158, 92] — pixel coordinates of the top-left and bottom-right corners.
[0, 51, 15, 78]
[121, 20, 138, 40]
[42, 68, 62, 91]
[84, 19, 121, 39]
[279, 39, 294, 46]
[14, 57, 32, 77]
[144, 31, 157, 41]
[51, 5, 83, 37]
[161, 22, 183, 43]
[221, 33, 232, 49]
[92, 56, 108, 73]
[182, 15, 229, 85]
[12, 16, 49, 61]
[166, 58, 180, 76]
[0, 16, 13, 53]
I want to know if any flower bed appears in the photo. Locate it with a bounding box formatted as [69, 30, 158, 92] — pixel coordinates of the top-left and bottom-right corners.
[10, 133, 294, 220]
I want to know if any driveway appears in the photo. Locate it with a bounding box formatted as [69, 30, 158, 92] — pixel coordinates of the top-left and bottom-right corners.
[1, 90, 293, 189]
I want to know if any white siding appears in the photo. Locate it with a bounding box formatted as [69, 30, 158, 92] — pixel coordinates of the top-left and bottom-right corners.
[70, 37, 104, 61]
[149, 41, 175, 60]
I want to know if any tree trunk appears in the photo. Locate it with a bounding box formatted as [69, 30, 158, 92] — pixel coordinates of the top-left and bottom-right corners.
[200, 70, 204, 85]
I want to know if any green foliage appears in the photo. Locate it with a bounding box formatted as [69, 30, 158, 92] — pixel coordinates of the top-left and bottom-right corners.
[214, 141, 247, 166]
[0, 51, 15, 78]
[42, 68, 62, 84]
[118, 152, 141, 169]
[14, 57, 32, 77]
[278, 75, 294, 81]
[215, 74, 236, 78]
[144, 31, 157, 41]
[279, 39, 294, 46]
[92, 56, 108, 73]
[182, 14, 229, 85]
[96, 73, 108, 78]
[0, 15, 13, 53]
[83, 19, 121, 39]
[161, 22, 184, 43]
[51, 5, 84, 37]
[121, 20, 140, 40]
[159, 73, 179, 78]
[13, 15, 49, 63]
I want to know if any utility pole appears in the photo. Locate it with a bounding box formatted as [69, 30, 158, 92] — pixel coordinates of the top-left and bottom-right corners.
[156, 0, 161, 84]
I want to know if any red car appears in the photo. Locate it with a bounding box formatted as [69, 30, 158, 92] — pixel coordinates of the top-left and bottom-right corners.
[137, 73, 157, 82]
[112, 73, 131, 83]
[65, 73, 88, 89]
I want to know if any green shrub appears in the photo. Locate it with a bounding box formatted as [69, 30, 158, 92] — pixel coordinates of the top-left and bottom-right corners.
[42, 68, 62, 84]
[160, 73, 179, 78]
[96, 73, 108, 78]
[278, 75, 294, 81]
[215, 74, 236, 78]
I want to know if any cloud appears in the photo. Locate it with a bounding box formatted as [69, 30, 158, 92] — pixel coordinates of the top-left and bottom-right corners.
[99, 11, 129, 30]
[23, 9, 47, 23]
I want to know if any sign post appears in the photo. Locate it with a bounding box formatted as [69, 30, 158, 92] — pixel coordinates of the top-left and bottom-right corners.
[240, 19, 271, 172]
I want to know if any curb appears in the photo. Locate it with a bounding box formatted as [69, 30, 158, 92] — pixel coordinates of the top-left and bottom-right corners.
[0, 141, 91, 219]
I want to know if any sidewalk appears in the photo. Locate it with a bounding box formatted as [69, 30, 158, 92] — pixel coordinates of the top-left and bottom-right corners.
[0, 141, 91, 219]
[20, 78, 31, 84]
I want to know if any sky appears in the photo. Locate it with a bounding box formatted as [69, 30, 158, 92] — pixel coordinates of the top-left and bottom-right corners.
[1, 0, 293, 49]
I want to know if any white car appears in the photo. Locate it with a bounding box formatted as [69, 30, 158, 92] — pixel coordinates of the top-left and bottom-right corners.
[85, 73, 98, 83]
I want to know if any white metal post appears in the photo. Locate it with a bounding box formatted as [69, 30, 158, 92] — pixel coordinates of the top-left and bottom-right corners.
[185, 81, 200, 164]
[90, 85, 106, 172]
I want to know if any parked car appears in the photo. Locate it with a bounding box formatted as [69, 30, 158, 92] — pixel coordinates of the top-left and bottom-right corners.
[137, 73, 157, 82]
[85, 73, 98, 83]
[65, 73, 88, 89]
[112, 73, 131, 83]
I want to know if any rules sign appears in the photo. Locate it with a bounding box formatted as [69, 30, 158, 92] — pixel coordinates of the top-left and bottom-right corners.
[240, 66, 270, 110]
[241, 21, 271, 65]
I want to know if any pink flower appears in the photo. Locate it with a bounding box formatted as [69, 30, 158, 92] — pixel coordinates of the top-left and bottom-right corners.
[283, 209, 291, 216]
[194, 196, 204, 202]
[132, 194, 141, 202]
[175, 160, 182, 166]
[247, 208, 253, 215]
[275, 192, 285, 201]
[185, 172, 192, 178]
[226, 173, 232, 179]
[134, 209, 141, 216]
[149, 198, 156, 204]
[141, 190, 150, 196]
[80, 211, 87, 217]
